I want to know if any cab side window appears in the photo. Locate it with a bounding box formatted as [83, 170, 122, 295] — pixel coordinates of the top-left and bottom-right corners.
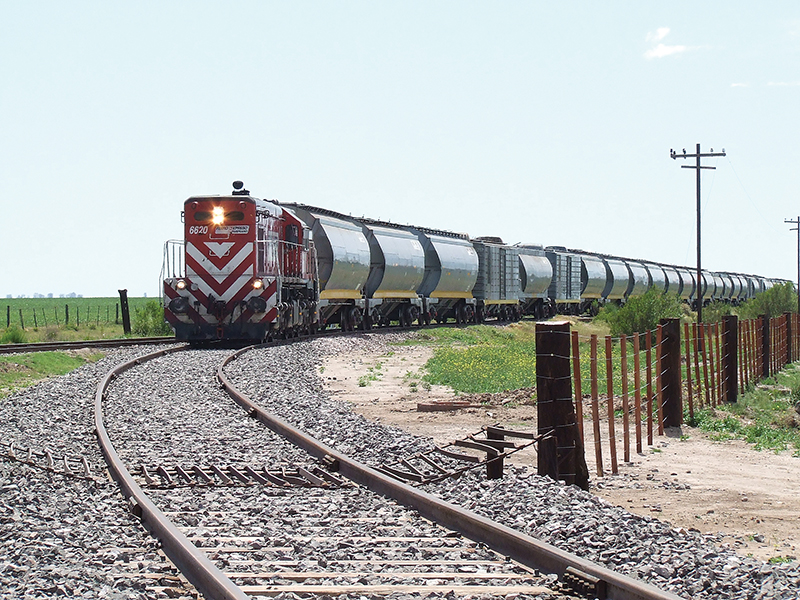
[286, 224, 299, 245]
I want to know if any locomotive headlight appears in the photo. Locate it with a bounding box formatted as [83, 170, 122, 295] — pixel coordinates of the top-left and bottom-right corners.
[176, 279, 187, 290]
[252, 279, 264, 290]
[212, 206, 225, 225]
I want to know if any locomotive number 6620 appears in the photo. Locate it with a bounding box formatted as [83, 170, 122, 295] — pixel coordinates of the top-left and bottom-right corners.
[189, 226, 208, 235]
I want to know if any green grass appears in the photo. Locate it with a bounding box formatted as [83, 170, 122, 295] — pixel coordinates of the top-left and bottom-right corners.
[0, 351, 104, 398]
[686, 363, 800, 456]
[0, 296, 163, 343]
[358, 360, 384, 387]
[402, 323, 537, 394]
[401, 319, 638, 396]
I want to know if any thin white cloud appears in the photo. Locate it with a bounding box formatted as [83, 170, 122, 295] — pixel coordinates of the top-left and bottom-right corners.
[731, 82, 750, 88]
[645, 43, 688, 59]
[646, 27, 671, 43]
[644, 27, 688, 59]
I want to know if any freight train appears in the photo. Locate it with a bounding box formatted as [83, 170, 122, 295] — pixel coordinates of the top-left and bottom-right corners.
[161, 182, 784, 341]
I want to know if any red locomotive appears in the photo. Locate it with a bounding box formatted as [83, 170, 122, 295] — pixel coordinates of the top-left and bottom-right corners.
[162, 181, 317, 341]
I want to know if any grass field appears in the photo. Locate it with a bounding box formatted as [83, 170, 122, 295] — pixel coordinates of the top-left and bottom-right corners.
[687, 364, 800, 457]
[401, 319, 634, 396]
[1, 297, 160, 343]
[404, 319, 800, 457]
[0, 351, 104, 398]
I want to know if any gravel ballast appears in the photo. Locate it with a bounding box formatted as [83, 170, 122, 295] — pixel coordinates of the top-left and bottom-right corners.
[0, 346, 192, 600]
[223, 333, 800, 600]
[3, 334, 800, 599]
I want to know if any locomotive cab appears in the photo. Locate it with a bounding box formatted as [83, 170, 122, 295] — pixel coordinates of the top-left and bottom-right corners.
[162, 182, 318, 341]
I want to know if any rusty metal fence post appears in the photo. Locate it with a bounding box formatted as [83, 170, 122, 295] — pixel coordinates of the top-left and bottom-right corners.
[659, 318, 683, 428]
[761, 315, 771, 379]
[535, 321, 589, 490]
[721, 315, 738, 403]
[784, 312, 793, 365]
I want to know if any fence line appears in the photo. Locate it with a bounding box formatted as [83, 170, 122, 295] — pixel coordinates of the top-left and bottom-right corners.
[5, 303, 129, 329]
[562, 313, 798, 479]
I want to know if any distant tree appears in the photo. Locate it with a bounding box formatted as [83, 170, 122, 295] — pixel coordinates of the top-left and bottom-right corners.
[737, 282, 797, 320]
[595, 289, 683, 336]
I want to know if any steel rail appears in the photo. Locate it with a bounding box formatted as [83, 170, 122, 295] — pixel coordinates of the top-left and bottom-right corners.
[0, 336, 176, 354]
[94, 344, 248, 600]
[218, 345, 683, 600]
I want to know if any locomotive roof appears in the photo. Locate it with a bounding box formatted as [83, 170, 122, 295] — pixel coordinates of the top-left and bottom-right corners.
[185, 194, 283, 217]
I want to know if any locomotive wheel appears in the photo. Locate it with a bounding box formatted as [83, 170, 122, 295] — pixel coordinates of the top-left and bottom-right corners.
[407, 305, 419, 326]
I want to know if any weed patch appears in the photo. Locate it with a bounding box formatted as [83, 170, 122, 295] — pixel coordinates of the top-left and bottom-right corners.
[0, 352, 102, 398]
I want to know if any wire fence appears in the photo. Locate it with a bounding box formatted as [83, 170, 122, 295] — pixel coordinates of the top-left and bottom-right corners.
[541, 313, 799, 481]
[4, 298, 153, 330]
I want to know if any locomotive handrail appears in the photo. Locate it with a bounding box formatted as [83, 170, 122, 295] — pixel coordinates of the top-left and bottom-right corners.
[94, 345, 248, 600]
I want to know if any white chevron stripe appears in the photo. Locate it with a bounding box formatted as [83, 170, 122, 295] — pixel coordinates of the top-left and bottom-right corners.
[193, 274, 253, 302]
[187, 242, 254, 283]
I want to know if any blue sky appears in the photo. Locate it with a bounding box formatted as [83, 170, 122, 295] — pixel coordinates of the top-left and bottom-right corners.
[2, 2, 799, 297]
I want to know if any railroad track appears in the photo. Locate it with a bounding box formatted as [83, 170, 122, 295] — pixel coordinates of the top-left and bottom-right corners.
[0, 336, 177, 354]
[94, 342, 683, 600]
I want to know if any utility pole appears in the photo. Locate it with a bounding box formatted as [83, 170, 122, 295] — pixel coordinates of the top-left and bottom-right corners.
[785, 216, 800, 314]
[670, 144, 726, 324]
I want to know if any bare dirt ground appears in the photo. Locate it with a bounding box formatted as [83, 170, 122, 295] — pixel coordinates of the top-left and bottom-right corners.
[321, 342, 800, 563]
